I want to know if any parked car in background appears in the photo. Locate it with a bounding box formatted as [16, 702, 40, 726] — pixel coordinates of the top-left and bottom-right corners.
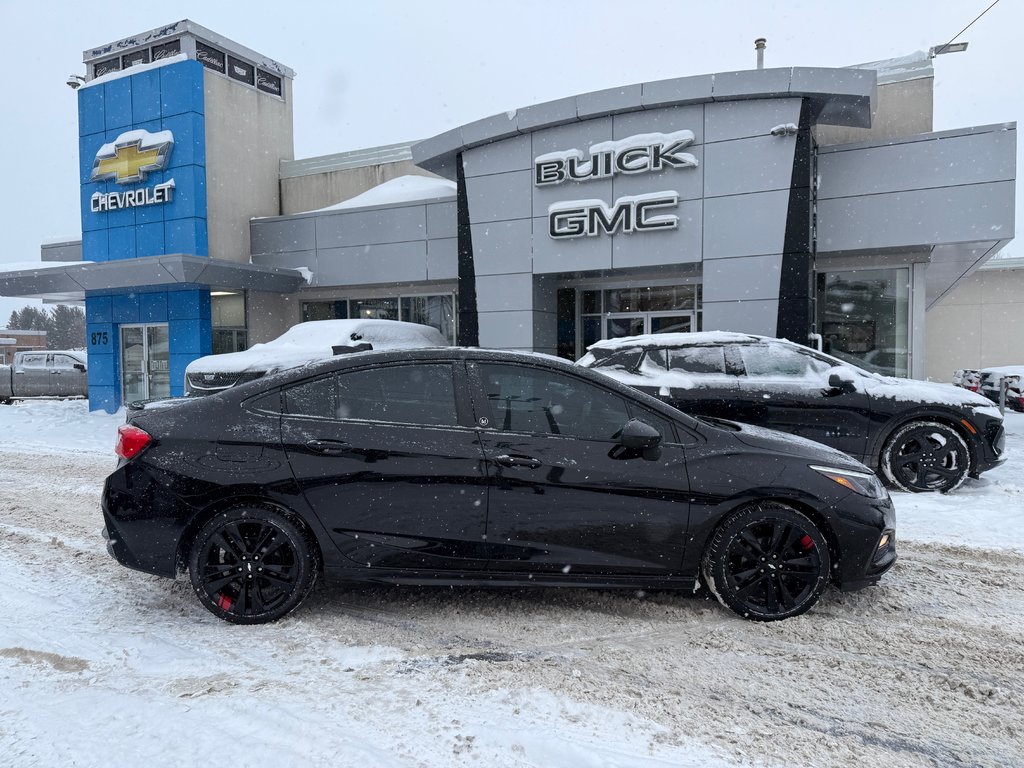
[103, 348, 896, 625]
[184, 319, 447, 396]
[978, 366, 1024, 412]
[952, 368, 981, 392]
[578, 332, 1006, 494]
[0, 350, 88, 403]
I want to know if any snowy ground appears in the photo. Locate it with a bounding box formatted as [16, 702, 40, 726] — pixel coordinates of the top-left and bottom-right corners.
[1, 400, 1022, 767]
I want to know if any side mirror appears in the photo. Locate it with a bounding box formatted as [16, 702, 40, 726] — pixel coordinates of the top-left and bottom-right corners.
[827, 372, 857, 394]
[73, 363, 86, 372]
[619, 419, 662, 450]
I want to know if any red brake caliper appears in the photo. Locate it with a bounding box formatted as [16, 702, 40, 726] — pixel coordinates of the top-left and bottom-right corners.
[217, 594, 234, 611]
[799, 534, 815, 551]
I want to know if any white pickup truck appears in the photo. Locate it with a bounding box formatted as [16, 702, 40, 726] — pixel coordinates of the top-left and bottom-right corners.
[0, 350, 88, 403]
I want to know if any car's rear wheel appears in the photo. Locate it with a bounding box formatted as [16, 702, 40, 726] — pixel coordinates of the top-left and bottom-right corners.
[188, 506, 317, 624]
[702, 503, 831, 621]
[880, 420, 970, 494]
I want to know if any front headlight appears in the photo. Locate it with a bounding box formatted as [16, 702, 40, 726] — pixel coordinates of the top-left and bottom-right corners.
[810, 465, 888, 499]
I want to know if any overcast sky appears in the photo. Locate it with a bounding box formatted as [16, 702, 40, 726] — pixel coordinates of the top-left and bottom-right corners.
[0, 0, 1019, 321]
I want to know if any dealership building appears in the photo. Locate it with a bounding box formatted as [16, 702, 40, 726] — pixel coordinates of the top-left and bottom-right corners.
[0, 20, 1016, 412]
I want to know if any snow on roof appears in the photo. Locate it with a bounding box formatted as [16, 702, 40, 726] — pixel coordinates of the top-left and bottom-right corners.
[80, 53, 189, 89]
[307, 175, 456, 214]
[587, 331, 764, 351]
[186, 318, 447, 374]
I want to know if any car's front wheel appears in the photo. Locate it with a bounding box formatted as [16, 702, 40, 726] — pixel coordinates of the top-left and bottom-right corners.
[188, 506, 317, 624]
[702, 503, 831, 621]
[880, 420, 970, 493]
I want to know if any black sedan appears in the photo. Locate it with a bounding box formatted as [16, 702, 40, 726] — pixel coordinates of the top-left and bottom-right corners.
[103, 348, 896, 624]
[579, 333, 1006, 494]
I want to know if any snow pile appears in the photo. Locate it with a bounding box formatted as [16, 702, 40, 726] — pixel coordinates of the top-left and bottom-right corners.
[0, 400, 122, 456]
[186, 319, 448, 375]
[312, 175, 456, 212]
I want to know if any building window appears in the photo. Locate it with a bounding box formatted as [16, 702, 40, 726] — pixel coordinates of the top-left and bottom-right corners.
[94, 57, 120, 77]
[300, 294, 457, 344]
[152, 40, 182, 61]
[817, 268, 910, 377]
[227, 56, 255, 85]
[211, 292, 247, 354]
[257, 70, 282, 96]
[195, 42, 226, 73]
[122, 49, 150, 69]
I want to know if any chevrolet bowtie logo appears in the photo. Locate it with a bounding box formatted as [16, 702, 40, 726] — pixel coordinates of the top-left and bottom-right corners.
[90, 129, 174, 184]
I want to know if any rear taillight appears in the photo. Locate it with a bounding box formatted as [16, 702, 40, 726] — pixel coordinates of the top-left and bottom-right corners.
[116, 424, 152, 460]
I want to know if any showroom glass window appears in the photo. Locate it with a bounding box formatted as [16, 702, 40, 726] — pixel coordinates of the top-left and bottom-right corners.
[284, 364, 458, 426]
[817, 269, 910, 377]
[211, 292, 248, 354]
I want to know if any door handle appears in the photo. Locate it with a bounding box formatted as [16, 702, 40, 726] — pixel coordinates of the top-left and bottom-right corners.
[305, 439, 352, 456]
[494, 454, 542, 470]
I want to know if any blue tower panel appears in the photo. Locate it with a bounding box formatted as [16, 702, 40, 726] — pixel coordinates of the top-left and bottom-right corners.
[108, 226, 137, 260]
[85, 296, 113, 323]
[140, 293, 168, 323]
[136, 221, 165, 257]
[104, 78, 133, 131]
[131, 69, 162, 124]
[162, 112, 205, 169]
[111, 294, 141, 324]
[160, 60, 204, 117]
[82, 229, 109, 263]
[77, 85, 105, 137]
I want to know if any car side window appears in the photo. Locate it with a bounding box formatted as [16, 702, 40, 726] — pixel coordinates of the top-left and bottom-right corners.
[285, 364, 458, 426]
[479, 363, 631, 441]
[667, 346, 727, 374]
[589, 348, 643, 371]
[19, 354, 46, 368]
[52, 355, 79, 369]
[737, 344, 831, 380]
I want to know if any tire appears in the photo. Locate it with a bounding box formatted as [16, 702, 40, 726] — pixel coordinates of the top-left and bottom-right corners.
[188, 506, 317, 624]
[880, 420, 970, 494]
[702, 503, 831, 622]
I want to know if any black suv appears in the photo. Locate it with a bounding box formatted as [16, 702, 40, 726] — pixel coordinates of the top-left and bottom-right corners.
[579, 332, 1006, 493]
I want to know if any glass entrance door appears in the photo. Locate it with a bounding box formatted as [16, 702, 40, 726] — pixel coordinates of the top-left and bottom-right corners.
[120, 323, 170, 403]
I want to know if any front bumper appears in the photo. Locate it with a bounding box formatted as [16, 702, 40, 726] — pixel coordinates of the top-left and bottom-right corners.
[832, 494, 897, 592]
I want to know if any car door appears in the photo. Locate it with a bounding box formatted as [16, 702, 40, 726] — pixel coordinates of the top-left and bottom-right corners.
[728, 342, 872, 460]
[49, 354, 82, 396]
[469, 360, 691, 576]
[279, 361, 490, 571]
[14, 353, 50, 396]
[642, 345, 742, 420]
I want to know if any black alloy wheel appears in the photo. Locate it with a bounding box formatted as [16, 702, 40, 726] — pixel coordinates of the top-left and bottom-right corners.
[702, 503, 831, 621]
[188, 506, 317, 624]
[880, 420, 970, 494]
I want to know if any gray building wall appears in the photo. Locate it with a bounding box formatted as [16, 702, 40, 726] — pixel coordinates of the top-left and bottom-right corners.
[281, 158, 438, 215]
[817, 123, 1016, 306]
[924, 266, 1024, 381]
[250, 196, 457, 316]
[814, 77, 933, 146]
[205, 72, 294, 264]
[460, 98, 805, 351]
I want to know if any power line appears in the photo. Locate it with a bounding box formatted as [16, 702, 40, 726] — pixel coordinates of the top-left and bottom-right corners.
[933, 0, 1001, 55]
